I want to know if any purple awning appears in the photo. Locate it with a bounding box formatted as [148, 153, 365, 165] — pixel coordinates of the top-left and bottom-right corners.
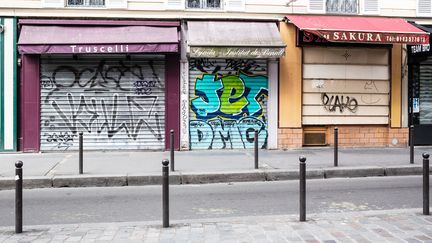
[18, 25, 179, 54]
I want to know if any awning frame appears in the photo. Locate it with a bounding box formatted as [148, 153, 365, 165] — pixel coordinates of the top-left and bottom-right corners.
[17, 19, 180, 54]
[285, 15, 429, 45]
[186, 21, 286, 59]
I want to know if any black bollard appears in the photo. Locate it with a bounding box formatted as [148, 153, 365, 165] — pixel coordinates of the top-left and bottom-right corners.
[334, 127, 338, 167]
[162, 159, 170, 227]
[254, 129, 259, 169]
[170, 130, 174, 172]
[15, 160, 23, 234]
[423, 153, 430, 215]
[79, 132, 83, 174]
[410, 125, 414, 164]
[299, 156, 306, 222]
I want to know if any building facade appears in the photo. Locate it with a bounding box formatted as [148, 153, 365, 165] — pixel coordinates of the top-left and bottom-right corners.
[0, 0, 431, 151]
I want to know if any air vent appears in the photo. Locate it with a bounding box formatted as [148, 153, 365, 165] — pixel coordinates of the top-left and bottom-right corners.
[363, 0, 379, 13]
[308, 0, 325, 13]
[303, 127, 327, 146]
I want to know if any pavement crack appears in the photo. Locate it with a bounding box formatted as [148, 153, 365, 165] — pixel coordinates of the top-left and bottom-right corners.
[44, 154, 72, 176]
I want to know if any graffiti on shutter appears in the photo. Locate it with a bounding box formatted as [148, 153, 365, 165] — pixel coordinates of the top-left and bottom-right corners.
[40, 55, 166, 151]
[189, 58, 268, 149]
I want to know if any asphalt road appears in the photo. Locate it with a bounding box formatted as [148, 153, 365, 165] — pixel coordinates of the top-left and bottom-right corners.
[0, 176, 426, 226]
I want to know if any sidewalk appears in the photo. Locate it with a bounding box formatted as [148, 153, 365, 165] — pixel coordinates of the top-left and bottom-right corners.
[1, 147, 432, 189]
[1, 209, 431, 242]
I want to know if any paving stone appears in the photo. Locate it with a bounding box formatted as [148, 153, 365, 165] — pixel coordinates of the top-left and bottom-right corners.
[2, 209, 432, 242]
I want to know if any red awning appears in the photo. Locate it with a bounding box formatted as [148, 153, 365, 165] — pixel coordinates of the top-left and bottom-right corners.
[285, 15, 429, 45]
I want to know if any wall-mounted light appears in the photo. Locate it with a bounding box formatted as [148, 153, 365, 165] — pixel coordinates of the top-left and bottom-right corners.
[17, 57, 22, 67]
[0, 25, 4, 33]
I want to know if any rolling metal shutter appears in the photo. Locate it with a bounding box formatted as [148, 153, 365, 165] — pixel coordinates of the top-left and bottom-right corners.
[189, 58, 268, 150]
[419, 61, 432, 124]
[302, 47, 390, 125]
[40, 54, 166, 151]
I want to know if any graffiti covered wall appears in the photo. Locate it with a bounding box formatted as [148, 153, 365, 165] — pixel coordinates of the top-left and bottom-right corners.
[189, 59, 268, 149]
[40, 55, 166, 151]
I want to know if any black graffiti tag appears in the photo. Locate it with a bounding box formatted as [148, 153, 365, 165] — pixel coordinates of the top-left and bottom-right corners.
[41, 60, 163, 103]
[224, 59, 263, 74]
[51, 94, 162, 141]
[45, 132, 76, 149]
[321, 93, 358, 113]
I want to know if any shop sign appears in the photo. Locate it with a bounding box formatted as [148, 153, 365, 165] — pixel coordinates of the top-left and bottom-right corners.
[300, 30, 429, 45]
[18, 43, 178, 54]
[189, 47, 285, 58]
[70, 44, 129, 53]
[410, 44, 431, 54]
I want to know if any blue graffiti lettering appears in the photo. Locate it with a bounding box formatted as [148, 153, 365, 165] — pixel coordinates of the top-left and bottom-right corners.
[191, 74, 223, 117]
[189, 117, 267, 149]
[191, 72, 268, 120]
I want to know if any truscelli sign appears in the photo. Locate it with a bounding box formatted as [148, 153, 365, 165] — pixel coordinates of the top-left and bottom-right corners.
[70, 44, 129, 53]
[189, 47, 285, 58]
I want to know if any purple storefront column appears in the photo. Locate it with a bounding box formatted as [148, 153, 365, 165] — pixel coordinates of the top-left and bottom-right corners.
[165, 54, 180, 150]
[20, 55, 40, 152]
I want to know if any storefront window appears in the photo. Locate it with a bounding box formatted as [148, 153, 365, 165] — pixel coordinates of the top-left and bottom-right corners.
[67, 0, 105, 7]
[186, 0, 222, 9]
[326, 0, 358, 14]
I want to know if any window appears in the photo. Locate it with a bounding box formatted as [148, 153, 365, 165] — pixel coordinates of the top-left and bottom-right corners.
[326, 0, 358, 14]
[67, 0, 105, 7]
[186, 0, 222, 9]
[418, 0, 432, 16]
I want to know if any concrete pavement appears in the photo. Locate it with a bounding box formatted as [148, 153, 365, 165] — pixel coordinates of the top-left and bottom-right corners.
[1, 209, 431, 242]
[1, 147, 432, 189]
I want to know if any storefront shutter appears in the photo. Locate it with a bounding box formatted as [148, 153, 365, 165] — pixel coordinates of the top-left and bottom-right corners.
[106, 0, 128, 8]
[165, 0, 185, 9]
[189, 58, 268, 150]
[417, 0, 432, 16]
[308, 0, 325, 13]
[302, 47, 390, 125]
[41, 0, 65, 8]
[225, 0, 245, 11]
[419, 64, 432, 124]
[40, 55, 166, 151]
[363, 0, 379, 14]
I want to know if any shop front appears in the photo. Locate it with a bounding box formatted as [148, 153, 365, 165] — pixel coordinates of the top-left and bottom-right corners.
[181, 21, 285, 150]
[18, 19, 180, 152]
[280, 15, 429, 148]
[408, 25, 432, 145]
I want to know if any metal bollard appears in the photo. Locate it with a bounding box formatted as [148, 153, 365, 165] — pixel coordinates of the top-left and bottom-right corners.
[299, 156, 306, 222]
[410, 125, 414, 164]
[423, 153, 430, 215]
[79, 132, 83, 174]
[334, 127, 338, 167]
[170, 130, 175, 172]
[162, 159, 170, 227]
[15, 160, 23, 234]
[254, 129, 259, 169]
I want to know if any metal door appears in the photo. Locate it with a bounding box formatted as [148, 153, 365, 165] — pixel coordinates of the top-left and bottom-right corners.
[40, 54, 166, 151]
[189, 58, 268, 149]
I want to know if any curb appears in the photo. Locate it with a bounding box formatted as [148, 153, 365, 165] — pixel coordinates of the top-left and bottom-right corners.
[53, 175, 127, 188]
[324, 166, 385, 178]
[0, 165, 428, 190]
